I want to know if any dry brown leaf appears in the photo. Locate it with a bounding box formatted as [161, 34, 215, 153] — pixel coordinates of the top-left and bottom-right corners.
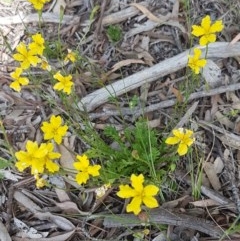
[130, 3, 170, 23]
[161, 195, 192, 209]
[170, 85, 183, 102]
[213, 157, 224, 174]
[203, 162, 221, 191]
[0, 220, 11, 241]
[230, 33, 240, 45]
[55, 201, 83, 215]
[107, 59, 145, 75]
[12, 230, 75, 241]
[215, 111, 235, 129]
[55, 188, 70, 202]
[35, 212, 75, 231]
[190, 199, 220, 207]
[172, 0, 179, 20]
[58, 144, 75, 170]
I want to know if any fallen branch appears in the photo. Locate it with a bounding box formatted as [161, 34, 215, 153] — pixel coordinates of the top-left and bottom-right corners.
[103, 208, 225, 238]
[78, 42, 240, 112]
[0, 12, 79, 25]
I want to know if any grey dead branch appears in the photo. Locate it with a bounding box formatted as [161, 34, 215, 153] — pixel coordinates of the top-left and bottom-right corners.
[79, 42, 240, 112]
[103, 208, 224, 238]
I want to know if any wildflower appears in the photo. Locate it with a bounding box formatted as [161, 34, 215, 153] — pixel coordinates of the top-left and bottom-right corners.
[165, 128, 194, 156]
[73, 154, 101, 185]
[10, 67, 29, 92]
[188, 48, 207, 74]
[192, 15, 224, 46]
[53, 71, 73, 95]
[15, 141, 60, 175]
[28, 0, 50, 11]
[29, 33, 45, 55]
[41, 115, 68, 144]
[40, 57, 52, 71]
[13, 42, 41, 69]
[95, 183, 111, 199]
[34, 174, 47, 188]
[64, 49, 77, 64]
[117, 174, 159, 215]
[41, 143, 61, 173]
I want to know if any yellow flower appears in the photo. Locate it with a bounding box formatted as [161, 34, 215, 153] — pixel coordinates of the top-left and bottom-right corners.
[117, 174, 159, 215]
[29, 33, 45, 55]
[165, 128, 195, 156]
[28, 0, 50, 11]
[15, 141, 60, 175]
[10, 67, 29, 92]
[41, 143, 61, 173]
[188, 48, 207, 74]
[41, 115, 68, 144]
[53, 71, 73, 95]
[73, 154, 101, 185]
[34, 174, 47, 188]
[64, 49, 77, 64]
[13, 42, 41, 69]
[192, 15, 224, 46]
[15, 141, 47, 173]
[40, 57, 52, 71]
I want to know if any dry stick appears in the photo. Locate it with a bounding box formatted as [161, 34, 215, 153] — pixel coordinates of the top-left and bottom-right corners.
[88, 82, 240, 120]
[0, 12, 80, 25]
[103, 208, 224, 238]
[78, 42, 240, 112]
[0, 1, 146, 26]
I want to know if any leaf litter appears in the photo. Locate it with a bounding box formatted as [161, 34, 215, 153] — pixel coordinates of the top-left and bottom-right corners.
[0, 0, 240, 240]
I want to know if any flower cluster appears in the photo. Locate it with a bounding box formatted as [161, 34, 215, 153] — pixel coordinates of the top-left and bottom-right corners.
[188, 15, 224, 74]
[15, 141, 60, 175]
[14, 114, 103, 188]
[73, 154, 101, 185]
[11, 33, 46, 92]
[28, 0, 51, 11]
[165, 128, 194, 156]
[117, 174, 159, 215]
[10, 32, 75, 94]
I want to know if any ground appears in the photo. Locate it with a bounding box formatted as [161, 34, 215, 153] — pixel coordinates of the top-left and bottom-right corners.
[1, 0, 240, 240]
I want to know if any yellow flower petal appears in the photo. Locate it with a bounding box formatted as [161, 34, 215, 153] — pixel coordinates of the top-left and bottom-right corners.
[177, 143, 188, 156]
[142, 196, 159, 208]
[10, 81, 21, 92]
[117, 185, 137, 198]
[75, 155, 89, 168]
[75, 172, 89, 185]
[45, 160, 60, 173]
[87, 165, 101, 176]
[201, 15, 211, 30]
[143, 185, 159, 196]
[131, 174, 144, 193]
[209, 20, 223, 33]
[126, 196, 142, 215]
[191, 25, 205, 37]
[165, 136, 180, 145]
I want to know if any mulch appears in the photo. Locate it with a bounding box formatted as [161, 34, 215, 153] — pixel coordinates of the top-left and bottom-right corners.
[0, 0, 240, 240]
